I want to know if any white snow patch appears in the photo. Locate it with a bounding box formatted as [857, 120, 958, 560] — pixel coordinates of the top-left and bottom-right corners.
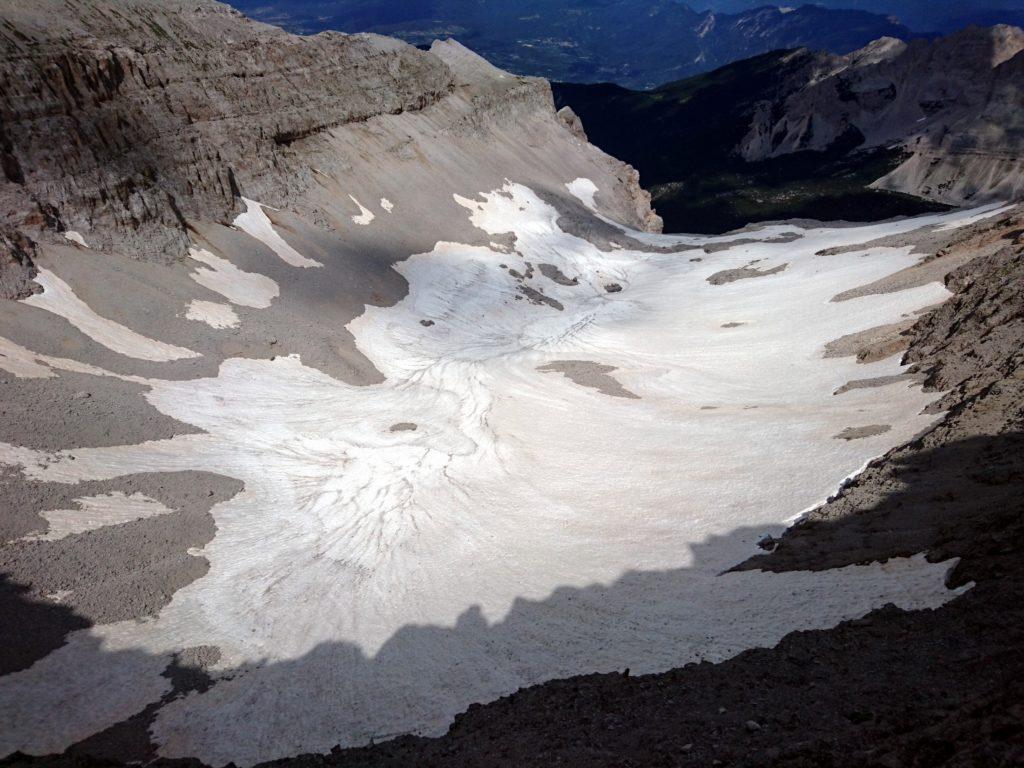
[26, 492, 173, 541]
[934, 202, 1013, 231]
[380, 198, 394, 213]
[22, 269, 200, 362]
[0, 336, 148, 383]
[566, 177, 599, 210]
[0, 336, 56, 379]
[186, 300, 240, 329]
[349, 195, 376, 225]
[234, 198, 322, 268]
[0, 184, 1001, 767]
[63, 231, 88, 248]
[188, 247, 279, 309]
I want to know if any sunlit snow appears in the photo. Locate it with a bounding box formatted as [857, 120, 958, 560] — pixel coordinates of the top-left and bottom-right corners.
[187, 246, 279, 308]
[0, 181, 1003, 766]
[23, 269, 200, 362]
[234, 198, 323, 268]
[25, 492, 174, 541]
[349, 194, 376, 225]
[62, 231, 88, 248]
[185, 299, 240, 329]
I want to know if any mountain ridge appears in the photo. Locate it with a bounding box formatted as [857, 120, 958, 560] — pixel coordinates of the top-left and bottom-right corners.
[553, 24, 1024, 232]
[228, 0, 917, 88]
[0, 0, 659, 275]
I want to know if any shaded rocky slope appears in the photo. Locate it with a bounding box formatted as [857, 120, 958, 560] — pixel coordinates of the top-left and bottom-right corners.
[553, 49, 949, 233]
[741, 25, 1024, 206]
[555, 25, 1024, 232]
[0, 0, 657, 265]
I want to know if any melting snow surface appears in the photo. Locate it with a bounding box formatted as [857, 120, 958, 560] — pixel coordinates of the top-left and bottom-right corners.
[0, 182, 1005, 766]
[22, 269, 200, 362]
[63, 231, 88, 248]
[349, 195, 376, 225]
[234, 198, 322, 268]
[187, 247, 279, 309]
[26, 492, 173, 541]
[185, 299, 240, 329]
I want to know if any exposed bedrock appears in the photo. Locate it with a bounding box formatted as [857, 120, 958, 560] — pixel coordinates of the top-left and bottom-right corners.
[907, 243, 1024, 411]
[0, 0, 659, 263]
[0, 228, 40, 300]
[0, 0, 452, 260]
[740, 25, 1024, 206]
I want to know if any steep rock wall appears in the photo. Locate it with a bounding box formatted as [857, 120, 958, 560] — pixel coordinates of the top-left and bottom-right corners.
[0, 0, 453, 261]
[740, 26, 1024, 206]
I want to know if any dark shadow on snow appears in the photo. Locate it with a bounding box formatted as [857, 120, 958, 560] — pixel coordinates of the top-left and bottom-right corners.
[0, 432, 1021, 767]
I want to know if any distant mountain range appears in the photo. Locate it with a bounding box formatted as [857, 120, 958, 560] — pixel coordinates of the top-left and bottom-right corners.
[227, 1, 914, 88]
[554, 25, 1024, 232]
[228, 1, 1024, 87]
[696, 1, 1024, 35]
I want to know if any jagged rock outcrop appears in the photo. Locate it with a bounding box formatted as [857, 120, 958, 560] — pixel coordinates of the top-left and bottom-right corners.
[906, 216, 1024, 408]
[0, 0, 660, 263]
[556, 106, 587, 143]
[0, 0, 452, 261]
[741, 25, 1024, 206]
[0, 228, 39, 300]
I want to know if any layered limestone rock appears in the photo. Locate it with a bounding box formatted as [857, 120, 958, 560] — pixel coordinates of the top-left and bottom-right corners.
[0, 0, 660, 263]
[0, 0, 458, 260]
[0, 229, 39, 300]
[740, 25, 1024, 206]
[0, 0, 659, 269]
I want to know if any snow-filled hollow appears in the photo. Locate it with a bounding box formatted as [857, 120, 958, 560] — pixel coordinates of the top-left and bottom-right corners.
[0, 181, 1006, 767]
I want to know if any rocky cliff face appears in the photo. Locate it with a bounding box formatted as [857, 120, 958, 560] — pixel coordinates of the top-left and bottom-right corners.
[0, 228, 39, 300]
[0, 0, 658, 264]
[741, 25, 1024, 206]
[0, 0, 453, 261]
[906, 223, 1024, 409]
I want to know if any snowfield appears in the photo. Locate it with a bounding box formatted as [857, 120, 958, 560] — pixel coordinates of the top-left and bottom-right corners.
[0, 180, 1005, 765]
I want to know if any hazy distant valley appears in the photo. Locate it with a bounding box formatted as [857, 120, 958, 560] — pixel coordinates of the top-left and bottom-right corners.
[229, 0, 913, 88]
[230, 0, 1024, 87]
